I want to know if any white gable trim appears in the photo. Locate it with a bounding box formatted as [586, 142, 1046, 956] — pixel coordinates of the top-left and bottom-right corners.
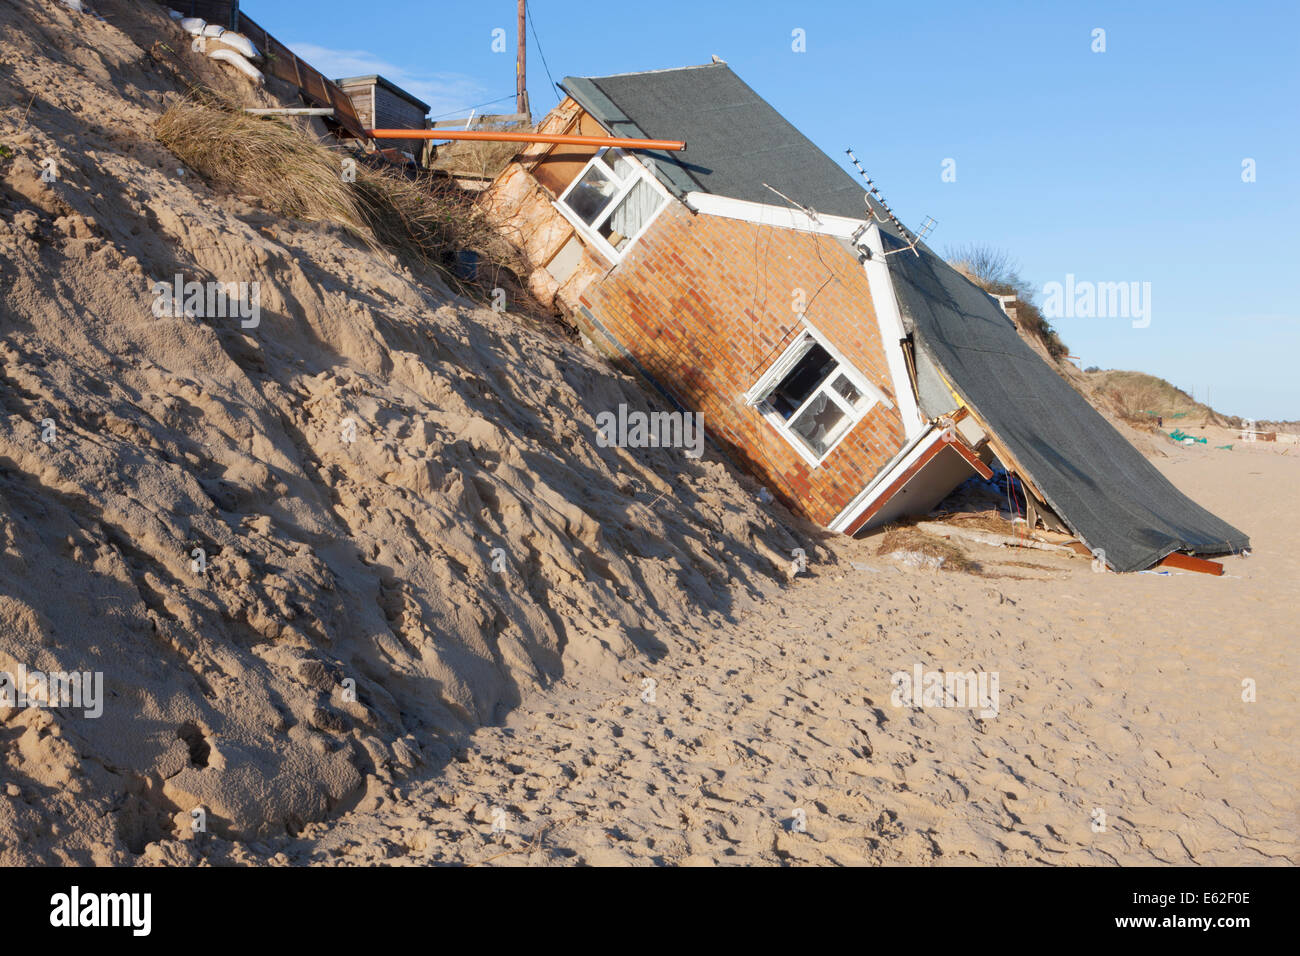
[684, 191, 867, 239]
[686, 195, 924, 442]
[827, 423, 940, 533]
[859, 222, 925, 441]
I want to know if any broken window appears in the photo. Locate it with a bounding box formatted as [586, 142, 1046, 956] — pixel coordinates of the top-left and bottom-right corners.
[557, 148, 668, 258]
[746, 331, 888, 465]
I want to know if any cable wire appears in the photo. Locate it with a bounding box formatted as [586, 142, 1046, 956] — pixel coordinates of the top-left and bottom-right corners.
[525, 2, 561, 112]
[428, 94, 517, 121]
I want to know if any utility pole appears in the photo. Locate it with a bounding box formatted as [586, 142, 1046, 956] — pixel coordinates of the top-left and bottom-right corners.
[516, 0, 530, 120]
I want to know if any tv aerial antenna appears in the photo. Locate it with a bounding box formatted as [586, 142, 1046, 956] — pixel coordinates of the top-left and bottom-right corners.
[845, 149, 936, 257]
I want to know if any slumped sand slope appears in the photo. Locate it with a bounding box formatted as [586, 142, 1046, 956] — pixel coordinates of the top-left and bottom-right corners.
[0, 0, 801, 863]
[194, 445, 1295, 867]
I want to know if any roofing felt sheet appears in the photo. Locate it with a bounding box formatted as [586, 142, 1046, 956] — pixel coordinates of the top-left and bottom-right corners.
[563, 64, 871, 219]
[886, 233, 1249, 571]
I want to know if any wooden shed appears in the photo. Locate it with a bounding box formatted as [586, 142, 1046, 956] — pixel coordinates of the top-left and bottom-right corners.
[335, 75, 431, 161]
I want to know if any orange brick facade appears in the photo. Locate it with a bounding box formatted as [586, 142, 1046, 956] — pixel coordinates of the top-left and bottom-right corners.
[576, 203, 905, 525]
[484, 103, 907, 527]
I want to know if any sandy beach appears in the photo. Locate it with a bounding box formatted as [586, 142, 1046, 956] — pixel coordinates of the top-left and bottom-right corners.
[176, 441, 1297, 867]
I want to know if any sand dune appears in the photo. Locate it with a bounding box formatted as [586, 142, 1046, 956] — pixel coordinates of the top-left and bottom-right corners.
[0, 0, 803, 863]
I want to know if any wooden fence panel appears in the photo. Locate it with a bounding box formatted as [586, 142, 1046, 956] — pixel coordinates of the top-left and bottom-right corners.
[235, 12, 366, 139]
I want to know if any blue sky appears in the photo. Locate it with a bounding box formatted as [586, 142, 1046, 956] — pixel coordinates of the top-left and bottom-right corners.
[252, 0, 1298, 419]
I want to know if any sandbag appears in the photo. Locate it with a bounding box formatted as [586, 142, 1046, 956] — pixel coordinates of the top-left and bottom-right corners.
[219, 32, 260, 60]
[206, 48, 264, 85]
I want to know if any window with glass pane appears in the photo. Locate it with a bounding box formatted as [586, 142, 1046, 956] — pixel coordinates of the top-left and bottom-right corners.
[789, 391, 854, 456]
[600, 149, 637, 180]
[564, 163, 619, 225]
[831, 374, 867, 411]
[767, 343, 837, 419]
[559, 149, 666, 257]
[598, 179, 667, 251]
[753, 334, 879, 463]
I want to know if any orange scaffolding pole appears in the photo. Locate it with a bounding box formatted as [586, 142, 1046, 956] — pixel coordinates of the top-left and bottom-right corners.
[368, 129, 686, 151]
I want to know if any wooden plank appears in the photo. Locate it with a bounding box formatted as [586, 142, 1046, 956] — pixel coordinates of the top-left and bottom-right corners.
[948, 436, 994, 479]
[243, 108, 335, 116]
[1156, 552, 1224, 576]
[432, 113, 530, 129]
[251, 20, 269, 57]
[1065, 542, 1224, 575]
[901, 338, 921, 403]
[235, 11, 365, 139]
[327, 81, 365, 138]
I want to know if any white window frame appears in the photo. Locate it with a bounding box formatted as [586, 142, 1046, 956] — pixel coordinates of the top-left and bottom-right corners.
[744, 321, 894, 468]
[553, 147, 671, 263]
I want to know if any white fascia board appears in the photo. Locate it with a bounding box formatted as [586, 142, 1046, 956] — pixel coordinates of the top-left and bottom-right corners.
[827, 423, 940, 533]
[684, 191, 867, 239]
[860, 222, 925, 440]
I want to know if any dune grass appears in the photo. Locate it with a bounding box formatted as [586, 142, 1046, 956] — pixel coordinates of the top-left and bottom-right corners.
[155, 90, 523, 287]
[1086, 369, 1231, 427]
[946, 245, 1070, 363]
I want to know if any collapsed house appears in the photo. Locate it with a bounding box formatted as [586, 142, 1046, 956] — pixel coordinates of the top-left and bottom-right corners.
[484, 61, 1249, 572]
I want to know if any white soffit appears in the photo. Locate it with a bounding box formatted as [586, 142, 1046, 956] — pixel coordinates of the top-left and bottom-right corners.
[828, 424, 942, 533]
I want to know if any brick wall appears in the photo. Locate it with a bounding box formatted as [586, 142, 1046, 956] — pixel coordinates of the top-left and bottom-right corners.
[483, 103, 907, 527]
[480, 99, 611, 311]
[575, 203, 905, 526]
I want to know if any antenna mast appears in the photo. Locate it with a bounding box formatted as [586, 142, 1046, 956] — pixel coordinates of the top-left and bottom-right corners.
[845, 148, 936, 257]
